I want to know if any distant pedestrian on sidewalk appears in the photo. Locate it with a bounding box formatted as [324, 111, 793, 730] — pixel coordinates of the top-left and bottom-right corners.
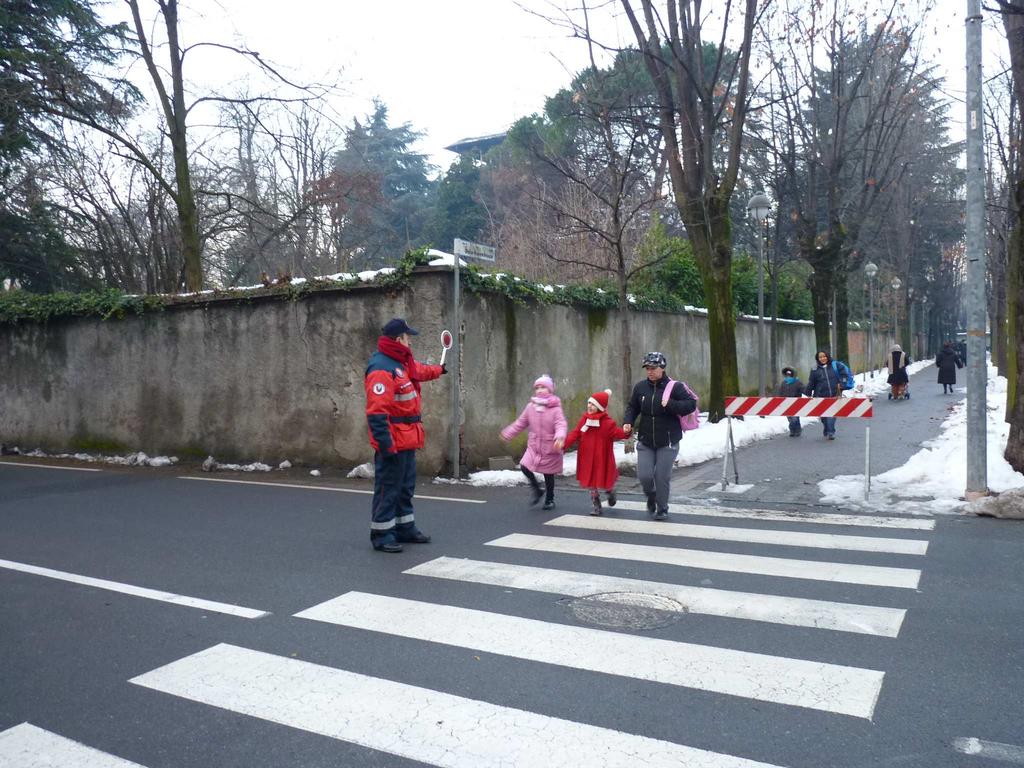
[804, 350, 842, 440]
[622, 351, 697, 520]
[936, 341, 964, 394]
[500, 374, 567, 510]
[564, 389, 628, 516]
[778, 366, 803, 436]
[887, 344, 910, 400]
[364, 317, 446, 553]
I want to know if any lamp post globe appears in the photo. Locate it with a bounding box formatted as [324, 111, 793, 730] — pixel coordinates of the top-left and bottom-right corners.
[747, 192, 771, 395]
[891, 277, 902, 347]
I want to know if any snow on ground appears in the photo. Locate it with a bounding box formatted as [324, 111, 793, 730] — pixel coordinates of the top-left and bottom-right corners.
[19, 449, 178, 468]
[819, 362, 1024, 514]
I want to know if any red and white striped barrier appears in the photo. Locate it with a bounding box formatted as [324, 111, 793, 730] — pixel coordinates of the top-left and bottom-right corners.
[720, 395, 875, 499]
[724, 396, 873, 419]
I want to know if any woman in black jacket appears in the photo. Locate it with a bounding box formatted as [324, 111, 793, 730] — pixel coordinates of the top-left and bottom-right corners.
[804, 350, 841, 440]
[622, 351, 697, 520]
[936, 341, 963, 394]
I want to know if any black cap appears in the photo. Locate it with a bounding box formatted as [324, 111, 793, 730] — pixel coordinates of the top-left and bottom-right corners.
[641, 351, 667, 368]
[782, 366, 795, 376]
[382, 318, 419, 337]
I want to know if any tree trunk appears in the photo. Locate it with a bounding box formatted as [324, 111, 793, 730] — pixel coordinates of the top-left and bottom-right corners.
[1006, 211, 1024, 472]
[807, 260, 836, 353]
[834, 266, 850, 365]
[685, 196, 739, 418]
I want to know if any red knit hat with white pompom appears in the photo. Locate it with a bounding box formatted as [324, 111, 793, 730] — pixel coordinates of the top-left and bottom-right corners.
[588, 389, 612, 412]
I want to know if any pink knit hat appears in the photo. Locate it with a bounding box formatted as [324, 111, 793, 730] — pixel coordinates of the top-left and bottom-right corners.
[533, 375, 555, 392]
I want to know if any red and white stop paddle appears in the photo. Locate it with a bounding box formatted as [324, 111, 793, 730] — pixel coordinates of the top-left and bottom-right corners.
[439, 329, 453, 366]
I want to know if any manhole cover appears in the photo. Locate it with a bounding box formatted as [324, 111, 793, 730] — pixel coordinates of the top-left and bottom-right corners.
[563, 592, 686, 630]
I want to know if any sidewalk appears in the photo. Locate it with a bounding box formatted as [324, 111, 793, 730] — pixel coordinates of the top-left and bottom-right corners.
[623, 365, 962, 509]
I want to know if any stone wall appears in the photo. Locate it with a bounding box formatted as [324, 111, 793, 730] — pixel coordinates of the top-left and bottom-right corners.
[0, 267, 890, 473]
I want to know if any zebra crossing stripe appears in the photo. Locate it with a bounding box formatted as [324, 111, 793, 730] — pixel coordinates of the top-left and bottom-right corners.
[544, 515, 929, 555]
[0, 723, 147, 767]
[487, 534, 921, 589]
[131, 643, 788, 768]
[0, 558, 270, 619]
[613, 501, 935, 530]
[295, 591, 884, 718]
[404, 557, 907, 637]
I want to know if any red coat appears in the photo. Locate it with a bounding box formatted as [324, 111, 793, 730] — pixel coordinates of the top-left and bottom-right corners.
[365, 348, 443, 453]
[564, 412, 627, 490]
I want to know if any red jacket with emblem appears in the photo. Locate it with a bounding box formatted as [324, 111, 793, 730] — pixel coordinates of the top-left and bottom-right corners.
[365, 337, 444, 453]
[563, 411, 627, 490]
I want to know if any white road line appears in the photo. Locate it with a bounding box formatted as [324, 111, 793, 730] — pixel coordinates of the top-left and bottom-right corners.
[177, 475, 485, 504]
[952, 737, 1024, 764]
[0, 723, 147, 767]
[0, 460, 102, 472]
[404, 557, 907, 637]
[487, 534, 921, 589]
[131, 643, 788, 768]
[0, 558, 269, 619]
[295, 591, 884, 718]
[545, 515, 929, 555]
[614, 501, 935, 530]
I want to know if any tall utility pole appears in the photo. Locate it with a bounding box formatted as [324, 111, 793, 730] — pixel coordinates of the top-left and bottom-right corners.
[965, 0, 989, 498]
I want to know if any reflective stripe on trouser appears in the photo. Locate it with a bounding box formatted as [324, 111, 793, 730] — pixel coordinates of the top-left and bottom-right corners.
[371, 449, 418, 543]
[636, 441, 679, 511]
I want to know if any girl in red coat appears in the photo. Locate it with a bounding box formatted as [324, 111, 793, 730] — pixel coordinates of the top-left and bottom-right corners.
[564, 389, 628, 515]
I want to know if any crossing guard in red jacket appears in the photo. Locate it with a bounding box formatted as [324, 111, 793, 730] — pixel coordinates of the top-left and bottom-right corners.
[364, 318, 444, 552]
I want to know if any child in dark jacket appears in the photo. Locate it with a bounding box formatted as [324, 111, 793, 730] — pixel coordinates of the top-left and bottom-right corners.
[563, 389, 628, 516]
[778, 366, 804, 436]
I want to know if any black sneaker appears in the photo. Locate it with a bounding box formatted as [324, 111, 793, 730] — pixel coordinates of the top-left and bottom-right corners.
[373, 541, 404, 553]
[590, 495, 602, 516]
[646, 493, 656, 515]
[606, 490, 617, 507]
[654, 508, 669, 521]
[542, 499, 555, 511]
[530, 486, 543, 507]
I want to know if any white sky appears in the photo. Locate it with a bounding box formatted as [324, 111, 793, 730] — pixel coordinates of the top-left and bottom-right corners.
[111, 0, 1010, 172]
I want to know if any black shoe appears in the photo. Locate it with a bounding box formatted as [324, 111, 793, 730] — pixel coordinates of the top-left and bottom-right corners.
[530, 486, 543, 507]
[606, 490, 617, 507]
[373, 541, 404, 553]
[654, 508, 669, 521]
[542, 499, 555, 511]
[827, 434, 835, 441]
[645, 493, 656, 515]
[397, 531, 431, 544]
[590, 496, 602, 515]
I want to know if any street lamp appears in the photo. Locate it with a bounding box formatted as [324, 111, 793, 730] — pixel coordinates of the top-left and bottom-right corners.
[891, 276, 902, 348]
[865, 262, 878, 376]
[747, 192, 771, 395]
[907, 286, 915, 359]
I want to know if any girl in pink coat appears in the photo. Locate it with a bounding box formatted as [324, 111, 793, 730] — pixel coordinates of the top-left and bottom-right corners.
[500, 375, 567, 510]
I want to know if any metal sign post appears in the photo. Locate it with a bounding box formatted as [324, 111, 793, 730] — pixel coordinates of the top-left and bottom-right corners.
[449, 239, 496, 478]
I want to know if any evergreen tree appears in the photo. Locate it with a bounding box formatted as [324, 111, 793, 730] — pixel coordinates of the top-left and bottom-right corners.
[424, 154, 487, 251]
[332, 101, 435, 268]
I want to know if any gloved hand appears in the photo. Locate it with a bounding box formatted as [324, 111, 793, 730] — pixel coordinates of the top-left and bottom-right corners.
[441, 364, 448, 374]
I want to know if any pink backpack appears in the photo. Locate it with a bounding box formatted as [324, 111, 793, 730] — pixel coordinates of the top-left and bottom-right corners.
[662, 379, 701, 432]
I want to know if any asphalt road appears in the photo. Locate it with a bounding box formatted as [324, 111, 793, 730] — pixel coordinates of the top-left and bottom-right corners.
[1, 379, 1022, 767]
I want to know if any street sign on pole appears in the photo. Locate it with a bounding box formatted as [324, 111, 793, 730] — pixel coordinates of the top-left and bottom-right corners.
[453, 238, 496, 262]
[448, 239, 496, 478]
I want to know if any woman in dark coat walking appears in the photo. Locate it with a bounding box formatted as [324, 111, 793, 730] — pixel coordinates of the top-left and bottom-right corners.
[887, 344, 910, 400]
[804, 350, 842, 440]
[936, 341, 963, 394]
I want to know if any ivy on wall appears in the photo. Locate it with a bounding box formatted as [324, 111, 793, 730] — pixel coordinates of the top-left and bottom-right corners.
[0, 246, 704, 325]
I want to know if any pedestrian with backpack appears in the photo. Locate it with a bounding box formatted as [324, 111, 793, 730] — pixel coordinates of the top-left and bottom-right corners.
[804, 350, 845, 440]
[778, 366, 804, 436]
[622, 352, 698, 520]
